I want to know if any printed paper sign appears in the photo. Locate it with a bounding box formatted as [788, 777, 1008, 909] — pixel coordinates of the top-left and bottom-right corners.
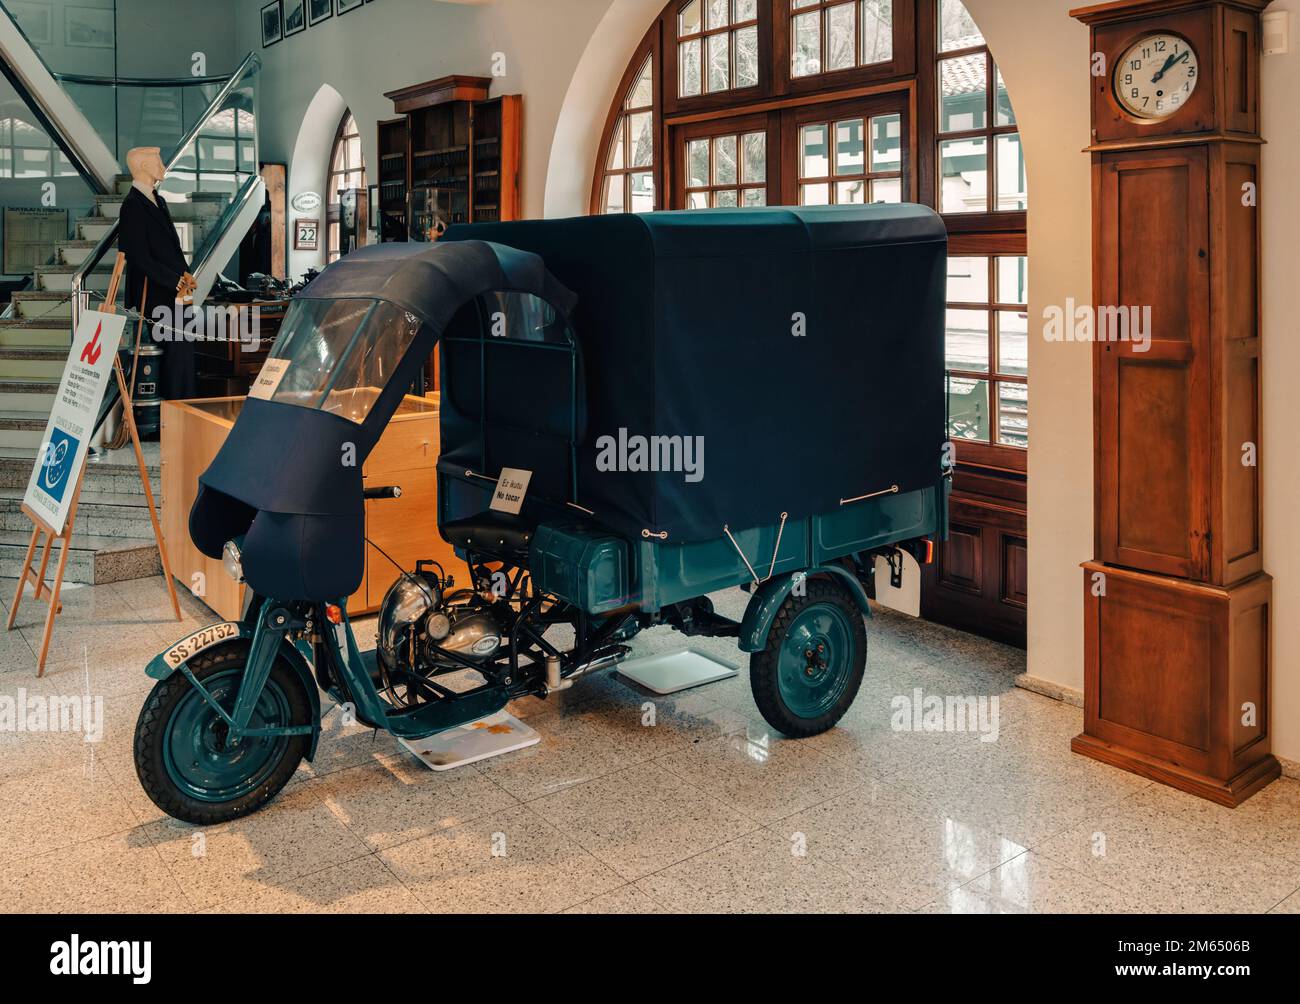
[248, 358, 290, 400]
[490, 468, 532, 515]
[23, 310, 127, 535]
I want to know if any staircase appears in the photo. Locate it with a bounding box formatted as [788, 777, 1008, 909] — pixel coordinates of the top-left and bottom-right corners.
[0, 173, 197, 586]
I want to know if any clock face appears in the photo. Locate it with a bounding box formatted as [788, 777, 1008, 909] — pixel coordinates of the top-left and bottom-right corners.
[1113, 33, 1200, 120]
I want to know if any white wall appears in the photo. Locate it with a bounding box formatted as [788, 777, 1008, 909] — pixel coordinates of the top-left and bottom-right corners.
[234, 0, 1300, 762]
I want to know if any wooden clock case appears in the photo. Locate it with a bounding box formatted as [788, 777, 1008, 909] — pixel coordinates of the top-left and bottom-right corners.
[1070, 0, 1278, 806]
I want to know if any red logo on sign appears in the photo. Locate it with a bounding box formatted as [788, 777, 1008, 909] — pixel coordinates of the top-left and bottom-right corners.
[80, 321, 103, 365]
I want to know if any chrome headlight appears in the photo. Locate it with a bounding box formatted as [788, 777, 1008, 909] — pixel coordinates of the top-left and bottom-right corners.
[222, 540, 244, 583]
[378, 573, 437, 667]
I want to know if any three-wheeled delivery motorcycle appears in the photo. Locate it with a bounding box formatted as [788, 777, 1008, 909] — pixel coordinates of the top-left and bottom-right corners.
[134, 204, 950, 823]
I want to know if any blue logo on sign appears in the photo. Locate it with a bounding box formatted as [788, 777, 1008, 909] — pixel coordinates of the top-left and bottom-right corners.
[40, 428, 77, 503]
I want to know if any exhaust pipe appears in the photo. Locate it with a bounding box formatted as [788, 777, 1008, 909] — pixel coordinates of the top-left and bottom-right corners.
[545, 645, 631, 694]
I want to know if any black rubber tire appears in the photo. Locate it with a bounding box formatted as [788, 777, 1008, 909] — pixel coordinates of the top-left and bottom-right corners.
[134, 640, 312, 825]
[749, 577, 867, 738]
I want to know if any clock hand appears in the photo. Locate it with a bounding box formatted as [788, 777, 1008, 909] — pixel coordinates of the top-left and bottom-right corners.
[1151, 49, 1189, 84]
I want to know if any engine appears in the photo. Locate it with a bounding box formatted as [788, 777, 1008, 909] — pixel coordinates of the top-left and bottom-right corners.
[377, 571, 504, 678]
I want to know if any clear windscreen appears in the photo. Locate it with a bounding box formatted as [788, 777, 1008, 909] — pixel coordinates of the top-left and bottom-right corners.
[264, 298, 423, 424]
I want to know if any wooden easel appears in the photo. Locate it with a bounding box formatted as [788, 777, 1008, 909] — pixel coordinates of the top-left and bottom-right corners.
[7, 253, 181, 675]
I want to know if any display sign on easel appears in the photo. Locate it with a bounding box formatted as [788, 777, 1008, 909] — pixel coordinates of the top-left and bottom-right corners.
[22, 310, 125, 533]
[7, 253, 181, 675]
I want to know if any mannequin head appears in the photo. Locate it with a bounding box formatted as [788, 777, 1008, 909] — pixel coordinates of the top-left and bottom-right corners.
[126, 146, 165, 188]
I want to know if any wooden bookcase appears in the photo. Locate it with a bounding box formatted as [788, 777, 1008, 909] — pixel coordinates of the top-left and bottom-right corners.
[378, 75, 522, 241]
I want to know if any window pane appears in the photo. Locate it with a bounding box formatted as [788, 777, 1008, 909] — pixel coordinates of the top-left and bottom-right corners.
[706, 0, 729, 30]
[735, 24, 759, 87]
[688, 191, 709, 209]
[742, 188, 766, 206]
[871, 177, 902, 203]
[862, 0, 893, 64]
[603, 175, 625, 214]
[742, 131, 766, 183]
[735, 0, 758, 19]
[628, 59, 654, 109]
[947, 256, 989, 303]
[998, 382, 1028, 448]
[801, 182, 830, 205]
[996, 67, 1015, 125]
[827, 4, 857, 72]
[346, 136, 361, 170]
[940, 0, 984, 52]
[793, 0, 820, 8]
[940, 136, 987, 213]
[680, 0, 701, 35]
[714, 189, 739, 208]
[707, 31, 730, 92]
[940, 54, 987, 132]
[834, 118, 865, 175]
[997, 256, 1029, 305]
[687, 138, 710, 187]
[948, 377, 990, 443]
[629, 111, 654, 168]
[871, 113, 901, 171]
[607, 118, 625, 170]
[629, 171, 655, 212]
[792, 11, 822, 77]
[714, 133, 738, 185]
[680, 39, 702, 96]
[836, 179, 867, 204]
[801, 123, 829, 178]
[946, 308, 989, 372]
[996, 133, 1027, 210]
[997, 310, 1029, 376]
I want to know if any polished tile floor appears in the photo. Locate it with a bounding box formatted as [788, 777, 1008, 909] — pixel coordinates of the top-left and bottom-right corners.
[1, 575, 1298, 914]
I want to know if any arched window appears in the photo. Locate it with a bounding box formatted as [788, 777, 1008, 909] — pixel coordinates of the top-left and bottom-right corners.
[592, 0, 1028, 466]
[327, 112, 367, 263]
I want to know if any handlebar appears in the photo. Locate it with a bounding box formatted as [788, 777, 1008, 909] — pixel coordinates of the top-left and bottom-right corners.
[363, 485, 403, 500]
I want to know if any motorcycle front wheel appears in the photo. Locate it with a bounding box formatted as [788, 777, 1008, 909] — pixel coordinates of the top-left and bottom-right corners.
[134, 639, 312, 825]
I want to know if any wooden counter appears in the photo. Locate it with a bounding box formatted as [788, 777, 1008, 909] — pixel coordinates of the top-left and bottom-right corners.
[161, 394, 465, 620]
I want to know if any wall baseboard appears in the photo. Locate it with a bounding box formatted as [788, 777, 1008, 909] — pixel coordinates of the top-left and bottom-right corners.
[1015, 673, 1083, 708]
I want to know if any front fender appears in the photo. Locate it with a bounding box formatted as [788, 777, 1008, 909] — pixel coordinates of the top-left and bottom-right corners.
[145, 622, 322, 760]
[739, 566, 872, 653]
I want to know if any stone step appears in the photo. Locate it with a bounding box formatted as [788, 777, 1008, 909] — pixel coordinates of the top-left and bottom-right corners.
[113, 175, 133, 196]
[0, 380, 58, 412]
[12, 292, 73, 320]
[0, 410, 47, 450]
[0, 529, 160, 585]
[0, 486, 156, 540]
[77, 218, 114, 242]
[0, 448, 161, 496]
[0, 347, 65, 382]
[55, 240, 99, 267]
[0, 320, 70, 348]
[35, 264, 114, 293]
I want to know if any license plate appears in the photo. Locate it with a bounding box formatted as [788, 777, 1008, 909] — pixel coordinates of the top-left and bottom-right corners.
[162, 622, 240, 669]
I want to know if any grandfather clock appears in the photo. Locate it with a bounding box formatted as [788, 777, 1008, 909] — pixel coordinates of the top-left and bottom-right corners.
[1070, 0, 1278, 805]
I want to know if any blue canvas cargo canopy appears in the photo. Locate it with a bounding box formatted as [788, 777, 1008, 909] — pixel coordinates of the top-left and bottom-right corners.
[442, 204, 948, 545]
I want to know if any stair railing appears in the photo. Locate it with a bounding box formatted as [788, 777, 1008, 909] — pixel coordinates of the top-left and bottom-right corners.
[71, 50, 261, 332]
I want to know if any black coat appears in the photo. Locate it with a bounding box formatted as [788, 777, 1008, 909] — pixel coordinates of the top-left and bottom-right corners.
[118, 186, 197, 399]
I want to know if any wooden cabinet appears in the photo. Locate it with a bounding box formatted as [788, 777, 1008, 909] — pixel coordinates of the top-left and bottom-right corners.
[161, 395, 466, 621]
[378, 75, 522, 241]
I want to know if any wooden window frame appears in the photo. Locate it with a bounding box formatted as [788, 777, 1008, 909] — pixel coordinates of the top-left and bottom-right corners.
[327, 111, 367, 264]
[776, 0, 916, 96]
[791, 105, 905, 206]
[946, 230, 1027, 473]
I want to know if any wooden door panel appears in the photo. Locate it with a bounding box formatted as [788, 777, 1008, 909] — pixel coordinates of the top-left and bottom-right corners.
[1097, 147, 1211, 579]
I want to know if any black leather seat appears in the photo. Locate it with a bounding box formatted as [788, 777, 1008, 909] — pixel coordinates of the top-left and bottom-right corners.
[441, 511, 535, 555]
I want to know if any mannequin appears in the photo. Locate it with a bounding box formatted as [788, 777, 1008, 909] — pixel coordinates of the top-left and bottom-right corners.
[118, 146, 199, 400]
